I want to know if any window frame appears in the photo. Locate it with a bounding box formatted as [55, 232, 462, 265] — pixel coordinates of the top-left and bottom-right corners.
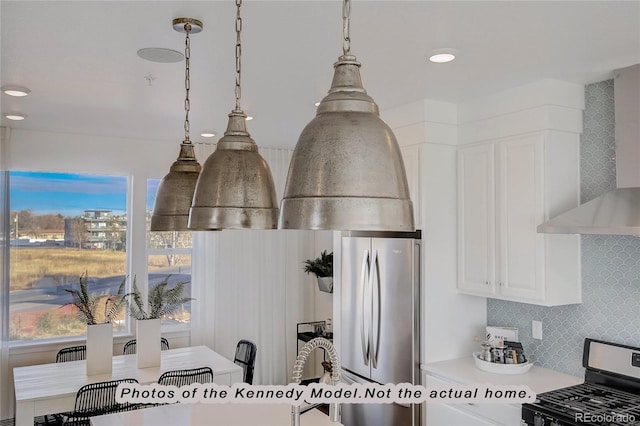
[7, 171, 131, 345]
[3, 131, 191, 350]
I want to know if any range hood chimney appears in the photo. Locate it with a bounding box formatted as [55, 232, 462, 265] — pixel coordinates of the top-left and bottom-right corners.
[538, 64, 640, 235]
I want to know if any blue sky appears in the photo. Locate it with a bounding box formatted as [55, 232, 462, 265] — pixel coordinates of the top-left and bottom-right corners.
[10, 171, 150, 217]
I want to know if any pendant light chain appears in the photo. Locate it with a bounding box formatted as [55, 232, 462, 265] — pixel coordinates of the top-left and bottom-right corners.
[151, 17, 203, 232]
[342, 0, 351, 55]
[183, 22, 192, 144]
[235, 0, 242, 111]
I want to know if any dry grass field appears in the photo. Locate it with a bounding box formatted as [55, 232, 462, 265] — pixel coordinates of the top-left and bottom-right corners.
[9, 247, 191, 339]
[10, 247, 127, 291]
[9, 248, 191, 291]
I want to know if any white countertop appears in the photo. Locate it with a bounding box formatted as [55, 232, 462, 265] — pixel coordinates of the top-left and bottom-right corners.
[422, 357, 583, 395]
[90, 402, 343, 426]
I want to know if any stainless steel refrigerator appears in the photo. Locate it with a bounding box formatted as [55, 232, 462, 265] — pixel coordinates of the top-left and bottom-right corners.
[339, 230, 421, 426]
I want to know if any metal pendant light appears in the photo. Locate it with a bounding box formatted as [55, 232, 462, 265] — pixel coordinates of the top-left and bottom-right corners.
[150, 18, 203, 231]
[188, 0, 278, 230]
[279, 0, 414, 231]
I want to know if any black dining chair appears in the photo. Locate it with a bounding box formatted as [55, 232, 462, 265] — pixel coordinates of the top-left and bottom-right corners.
[157, 367, 214, 387]
[45, 345, 88, 425]
[56, 345, 86, 363]
[234, 339, 257, 385]
[122, 337, 170, 355]
[62, 378, 140, 425]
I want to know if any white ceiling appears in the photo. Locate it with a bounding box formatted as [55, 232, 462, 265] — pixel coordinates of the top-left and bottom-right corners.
[1, 1, 639, 149]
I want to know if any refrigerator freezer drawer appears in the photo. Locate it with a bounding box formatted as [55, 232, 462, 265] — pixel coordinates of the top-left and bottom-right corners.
[341, 370, 416, 426]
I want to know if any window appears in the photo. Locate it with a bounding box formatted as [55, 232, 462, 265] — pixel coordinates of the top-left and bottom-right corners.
[9, 171, 128, 341]
[146, 179, 192, 329]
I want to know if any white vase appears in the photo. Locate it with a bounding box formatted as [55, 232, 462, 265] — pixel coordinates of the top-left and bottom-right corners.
[136, 318, 161, 368]
[86, 322, 113, 375]
[317, 276, 333, 293]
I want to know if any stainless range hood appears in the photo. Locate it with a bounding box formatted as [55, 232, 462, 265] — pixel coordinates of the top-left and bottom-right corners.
[538, 63, 640, 235]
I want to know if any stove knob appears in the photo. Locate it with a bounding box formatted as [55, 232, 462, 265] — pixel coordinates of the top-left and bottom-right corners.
[549, 421, 560, 426]
[534, 414, 546, 426]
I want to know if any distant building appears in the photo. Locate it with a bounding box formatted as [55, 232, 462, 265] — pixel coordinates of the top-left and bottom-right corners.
[64, 210, 127, 250]
[10, 228, 64, 247]
[37, 230, 65, 240]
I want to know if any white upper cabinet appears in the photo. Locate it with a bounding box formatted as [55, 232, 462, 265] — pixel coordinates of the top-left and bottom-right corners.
[457, 143, 495, 295]
[457, 132, 581, 306]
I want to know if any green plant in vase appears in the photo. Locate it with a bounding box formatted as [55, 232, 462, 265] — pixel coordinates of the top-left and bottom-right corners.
[303, 250, 333, 293]
[127, 276, 192, 320]
[127, 275, 192, 368]
[64, 271, 127, 375]
[64, 271, 127, 325]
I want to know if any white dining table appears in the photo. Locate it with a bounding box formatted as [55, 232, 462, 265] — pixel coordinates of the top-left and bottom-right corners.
[13, 345, 243, 426]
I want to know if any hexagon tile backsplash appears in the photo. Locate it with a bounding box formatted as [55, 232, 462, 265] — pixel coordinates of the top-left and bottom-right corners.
[487, 80, 640, 377]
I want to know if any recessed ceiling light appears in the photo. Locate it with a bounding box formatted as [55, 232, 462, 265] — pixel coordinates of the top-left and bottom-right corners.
[429, 53, 455, 63]
[245, 116, 253, 121]
[200, 131, 216, 138]
[428, 48, 459, 63]
[137, 48, 184, 63]
[4, 112, 27, 121]
[1, 86, 31, 97]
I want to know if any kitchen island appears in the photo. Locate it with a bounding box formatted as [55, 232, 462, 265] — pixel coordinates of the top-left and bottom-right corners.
[90, 402, 344, 426]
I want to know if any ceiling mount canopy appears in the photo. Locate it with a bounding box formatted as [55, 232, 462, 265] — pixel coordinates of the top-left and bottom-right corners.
[150, 18, 203, 231]
[188, 0, 278, 230]
[278, 0, 414, 231]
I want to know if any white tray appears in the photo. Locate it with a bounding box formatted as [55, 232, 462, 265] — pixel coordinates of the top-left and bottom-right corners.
[473, 352, 533, 375]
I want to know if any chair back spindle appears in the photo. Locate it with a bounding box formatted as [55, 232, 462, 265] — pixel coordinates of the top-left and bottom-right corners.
[157, 367, 214, 387]
[56, 345, 87, 363]
[122, 337, 170, 355]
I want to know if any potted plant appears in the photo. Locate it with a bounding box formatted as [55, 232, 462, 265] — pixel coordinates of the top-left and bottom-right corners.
[127, 276, 191, 368]
[303, 250, 334, 293]
[64, 272, 127, 375]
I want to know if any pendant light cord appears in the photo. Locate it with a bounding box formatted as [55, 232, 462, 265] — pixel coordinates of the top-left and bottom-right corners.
[235, 0, 242, 111]
[342, 0, 351, 55]
[183, 22, 192, 144]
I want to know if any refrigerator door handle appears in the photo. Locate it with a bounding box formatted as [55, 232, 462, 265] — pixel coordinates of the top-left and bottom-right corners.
[369, 249, 379, 369]
[360, 249, 370, 366]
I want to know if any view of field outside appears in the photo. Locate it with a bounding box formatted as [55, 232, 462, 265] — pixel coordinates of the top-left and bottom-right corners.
[8, 172, 192, 341]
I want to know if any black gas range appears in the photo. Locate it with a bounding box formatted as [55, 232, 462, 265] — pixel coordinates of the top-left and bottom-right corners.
[522, 339, 640, 426]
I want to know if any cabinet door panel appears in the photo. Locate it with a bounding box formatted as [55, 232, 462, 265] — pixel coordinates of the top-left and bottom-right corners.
[426, 403, 497, 426]
[457, 144, 495, 294]
[457, 131, 580, 306]
[498, 135, 545, 300]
